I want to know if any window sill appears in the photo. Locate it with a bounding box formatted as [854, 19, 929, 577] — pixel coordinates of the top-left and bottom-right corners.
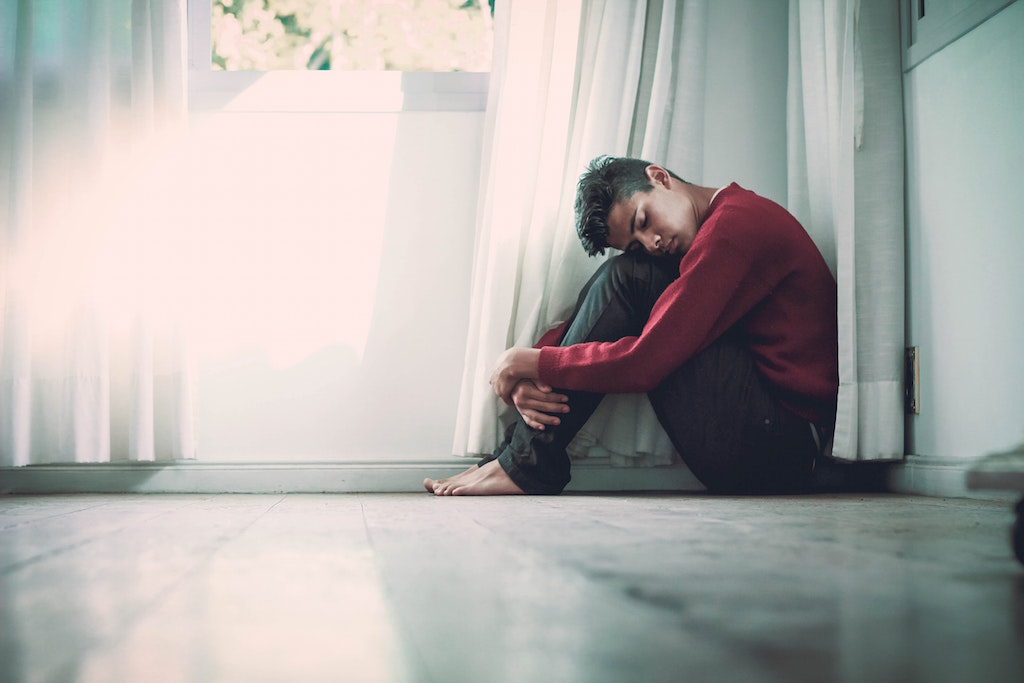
[188, 70, 489, 113]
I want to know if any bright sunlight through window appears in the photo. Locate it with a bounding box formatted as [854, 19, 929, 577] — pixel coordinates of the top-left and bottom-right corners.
[211, 0, 494, 71]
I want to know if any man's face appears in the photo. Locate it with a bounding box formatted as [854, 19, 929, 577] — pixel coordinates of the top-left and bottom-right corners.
[606, 165, 700, 257]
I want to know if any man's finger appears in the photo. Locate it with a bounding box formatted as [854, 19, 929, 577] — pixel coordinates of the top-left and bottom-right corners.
[521, 386, 569, 404]
[523, 410, 560, 429]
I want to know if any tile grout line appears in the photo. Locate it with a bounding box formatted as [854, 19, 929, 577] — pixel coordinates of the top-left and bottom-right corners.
[357, 493, 435, 683]
[0, 495, 221, 575]
[56, 494, 292, 678]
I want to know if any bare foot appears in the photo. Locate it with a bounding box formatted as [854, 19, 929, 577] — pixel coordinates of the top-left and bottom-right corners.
[423, 465, 477, 493]
[426, 460, 525, 496]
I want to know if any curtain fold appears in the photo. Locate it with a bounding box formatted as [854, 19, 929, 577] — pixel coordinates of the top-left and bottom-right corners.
[787, 0, 905, 461]
[452, 0, 709, 465]
[458, 0, 905, 466]
[1, 0, 194, 466]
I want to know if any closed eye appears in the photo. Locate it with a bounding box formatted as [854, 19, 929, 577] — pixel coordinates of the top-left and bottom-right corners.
[626, 213, 648, 253]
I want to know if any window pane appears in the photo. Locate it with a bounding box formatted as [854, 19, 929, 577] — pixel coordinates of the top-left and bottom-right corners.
[212, 0, 494, 71]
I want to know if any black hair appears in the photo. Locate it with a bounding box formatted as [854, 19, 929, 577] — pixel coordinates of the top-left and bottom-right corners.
[573, 155, 685, 256]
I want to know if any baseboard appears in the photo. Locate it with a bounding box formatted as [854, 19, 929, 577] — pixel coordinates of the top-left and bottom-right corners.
[885, 454, 1019, 501]
[0, 459, 705, 494]
[6, 456, 1020, 500]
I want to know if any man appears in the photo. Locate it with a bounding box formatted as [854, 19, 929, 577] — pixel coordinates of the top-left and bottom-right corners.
[425, 155, 838, 496]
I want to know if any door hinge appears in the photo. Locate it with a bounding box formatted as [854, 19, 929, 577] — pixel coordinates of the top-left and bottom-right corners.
[905, 346, 920, 414]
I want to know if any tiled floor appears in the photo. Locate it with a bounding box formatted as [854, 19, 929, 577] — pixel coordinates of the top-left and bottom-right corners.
[1, 493, 1022, 682]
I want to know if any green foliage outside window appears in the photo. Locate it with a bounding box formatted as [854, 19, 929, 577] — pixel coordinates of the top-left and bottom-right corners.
[212, 0, 494, 71]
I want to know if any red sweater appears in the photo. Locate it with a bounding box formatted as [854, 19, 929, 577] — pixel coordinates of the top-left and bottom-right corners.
[537, 183, 839, 425]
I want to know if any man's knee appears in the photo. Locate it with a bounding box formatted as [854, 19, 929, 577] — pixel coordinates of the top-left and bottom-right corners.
[601, 252, 680, 313]
[606, 251, 677, 283]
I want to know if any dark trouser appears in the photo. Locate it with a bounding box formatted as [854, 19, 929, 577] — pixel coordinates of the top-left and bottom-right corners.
[482, 252, 822, 495]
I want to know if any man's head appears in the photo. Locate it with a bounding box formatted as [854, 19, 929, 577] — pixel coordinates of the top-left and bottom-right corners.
[575, 155, 707, 259]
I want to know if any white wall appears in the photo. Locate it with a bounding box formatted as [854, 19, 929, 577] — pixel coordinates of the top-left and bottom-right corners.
[904, 0, 1024, 459]
[187, 110, 483, 461]
[703, 0, 789, 205]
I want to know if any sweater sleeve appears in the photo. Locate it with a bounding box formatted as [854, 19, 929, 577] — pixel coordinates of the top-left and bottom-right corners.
[533, 322, 566, 349]
[537, 230, 781, 394]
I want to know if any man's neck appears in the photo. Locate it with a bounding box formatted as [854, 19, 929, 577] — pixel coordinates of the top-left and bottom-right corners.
[692, 184, 725, 224]
[708, 185, 727, 207]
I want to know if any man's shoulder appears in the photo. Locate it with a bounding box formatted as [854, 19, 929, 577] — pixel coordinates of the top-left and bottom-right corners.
[697, 187, 811, 262]
[710, 187, 802, 235]
[716, 184, 789, 214]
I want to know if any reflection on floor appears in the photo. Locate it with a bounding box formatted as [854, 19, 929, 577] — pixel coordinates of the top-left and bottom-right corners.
[1, 493, 1022, 682]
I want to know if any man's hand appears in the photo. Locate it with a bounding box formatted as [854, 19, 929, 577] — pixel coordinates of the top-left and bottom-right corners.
[489, 347, 541, 404]
[511, 380, 569, 430]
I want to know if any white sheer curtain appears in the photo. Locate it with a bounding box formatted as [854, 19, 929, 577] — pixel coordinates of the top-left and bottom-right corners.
[787, 0, 905, 461]
[453, 0, 709, 466]
[0, 0, 194, 465]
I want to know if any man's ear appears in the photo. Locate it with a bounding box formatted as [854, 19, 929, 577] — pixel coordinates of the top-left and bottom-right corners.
[645, 165, 671, 188]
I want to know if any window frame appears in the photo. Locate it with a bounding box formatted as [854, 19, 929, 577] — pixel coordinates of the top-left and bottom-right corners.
[186, 0, 490, 113]
[900, 0, 1016, 71]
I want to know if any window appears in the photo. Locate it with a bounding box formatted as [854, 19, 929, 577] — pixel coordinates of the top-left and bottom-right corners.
[211, 0, 493, 72]
[900, 0, 1015, 70]
[187, 0, 492, 112]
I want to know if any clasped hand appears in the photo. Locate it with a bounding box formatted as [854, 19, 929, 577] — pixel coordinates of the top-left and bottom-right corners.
[489, 347, 567, 430]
